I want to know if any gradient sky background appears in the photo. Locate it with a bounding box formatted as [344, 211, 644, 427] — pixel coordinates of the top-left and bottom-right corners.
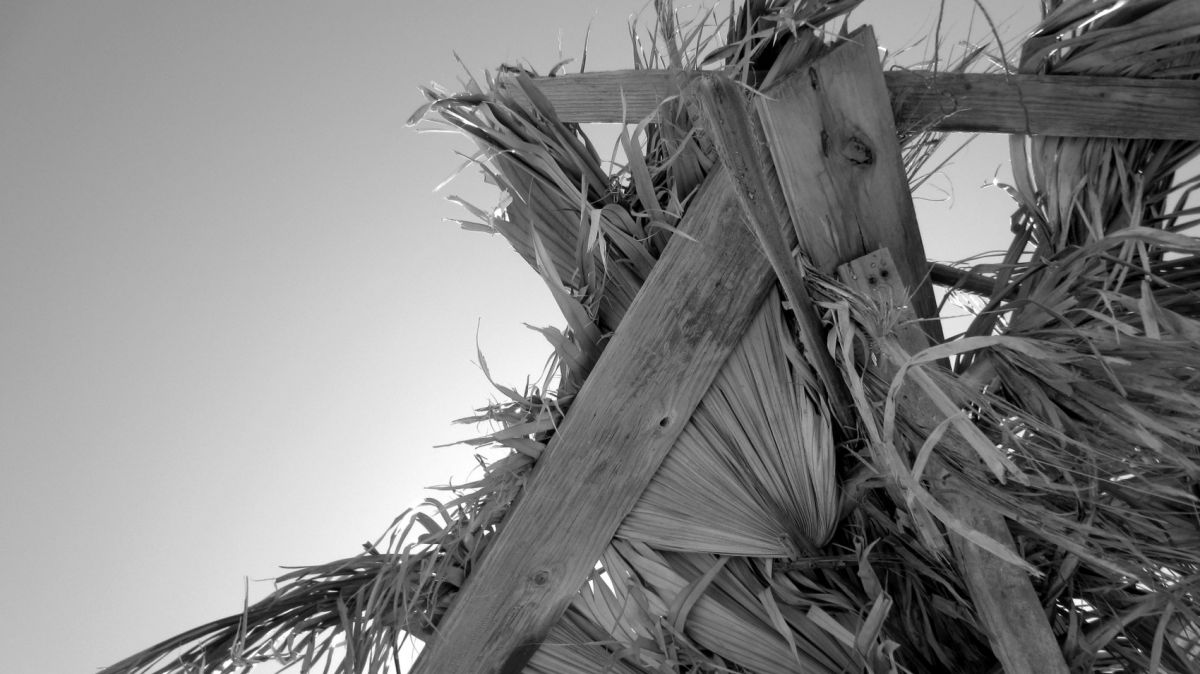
[1, 2, 1037, 672]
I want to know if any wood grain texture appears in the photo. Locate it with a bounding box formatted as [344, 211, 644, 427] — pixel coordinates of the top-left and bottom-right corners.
[690, 73, 856, 427]
[495, 70, 678, 123]
[839, 250, 1069, 674]
[411, 166, 776, 674]
[887, 70, 1200, 139]
[499, 69, 1200, 140]
[755, 28, 941, 335]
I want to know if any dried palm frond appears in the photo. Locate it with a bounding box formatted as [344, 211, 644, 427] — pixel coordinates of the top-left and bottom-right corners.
[933, 2, 1200, 669]
[1010, 0, 1200, 254]
[946, 231, 1200, 671]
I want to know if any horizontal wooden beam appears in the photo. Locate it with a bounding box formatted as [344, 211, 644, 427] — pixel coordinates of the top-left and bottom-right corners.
[886, 70, 1200, 139]
[496, 69, 1200, 139]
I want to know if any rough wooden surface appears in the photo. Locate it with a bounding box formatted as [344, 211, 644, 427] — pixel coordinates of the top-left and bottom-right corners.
[497, 69, 1200, 139]
[756, 30, 1065, 674]
[411, 166, 776, 674]
[887, 70, 1200, 139]
[690, 73, 856, 427]
[755, 28, 940, 336]
[840, 250, 1069, 674]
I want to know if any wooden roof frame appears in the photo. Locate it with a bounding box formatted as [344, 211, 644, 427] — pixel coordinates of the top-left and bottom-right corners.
[411, 24, 1197, 673]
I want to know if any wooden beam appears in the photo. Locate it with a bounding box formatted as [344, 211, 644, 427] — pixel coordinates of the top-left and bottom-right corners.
[839, 250, 1069, 674]
[690, 73, 856, 429]
[497, 69, 681, 124]
[886, 70, 1200, 139]
[754, 28, 940, 333]
[748, 29, 949, 554]
[411, 165, 775, 674]
[497, 69, 1200, 140]
[929, 261, 995, 297]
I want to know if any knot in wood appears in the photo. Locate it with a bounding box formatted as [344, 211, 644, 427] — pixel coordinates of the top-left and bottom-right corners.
[939, 90, 958, 115]
[841, 135, 874, 165]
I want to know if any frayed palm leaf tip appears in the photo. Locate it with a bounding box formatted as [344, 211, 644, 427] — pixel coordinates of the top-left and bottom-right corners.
[104, 1, 1200, 673]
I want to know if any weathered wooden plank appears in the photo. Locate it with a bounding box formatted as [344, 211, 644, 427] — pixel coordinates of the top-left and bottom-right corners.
[496, 69, 680, 123]
[755, 27, 940, 334]
[497, 69, 1200, 139]
[411, 165, 775, 674]
[839, 249, 1069, 674]
[886, 70, 1200, 139]
[752, 19, 960, 593]
[690, 73, 856, 428]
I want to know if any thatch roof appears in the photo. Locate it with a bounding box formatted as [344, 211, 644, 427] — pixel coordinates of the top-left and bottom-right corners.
[103, 1, 1200, 672]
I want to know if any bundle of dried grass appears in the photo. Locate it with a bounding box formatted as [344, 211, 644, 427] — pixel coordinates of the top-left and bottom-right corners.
[101, 1, 1200, 673]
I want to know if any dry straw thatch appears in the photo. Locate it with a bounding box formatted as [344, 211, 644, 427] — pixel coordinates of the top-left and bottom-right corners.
[103, 1, 1200, 672]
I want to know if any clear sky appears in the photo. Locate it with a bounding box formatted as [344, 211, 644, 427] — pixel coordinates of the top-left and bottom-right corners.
[0, 2, 1034, 672]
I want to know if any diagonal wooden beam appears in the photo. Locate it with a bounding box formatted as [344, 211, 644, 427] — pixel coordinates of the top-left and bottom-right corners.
[840, 249, 1070, 674]
[411, 164, 777, 674]
[689, 73, 856, 429]
[497, 68, 1200, 139]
